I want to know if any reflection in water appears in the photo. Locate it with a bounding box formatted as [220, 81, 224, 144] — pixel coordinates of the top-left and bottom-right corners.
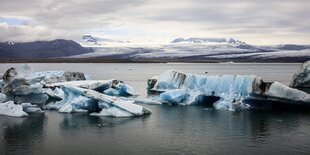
[0, 107, 310, 154]
[0, 114, 46, 155]
[59, 113, 142, 131]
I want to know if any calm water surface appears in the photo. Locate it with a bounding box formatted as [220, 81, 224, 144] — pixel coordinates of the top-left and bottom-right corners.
[0, 63, 310, 155]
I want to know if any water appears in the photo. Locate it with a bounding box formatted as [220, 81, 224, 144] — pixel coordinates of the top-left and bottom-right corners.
[1, 63, 310, 155]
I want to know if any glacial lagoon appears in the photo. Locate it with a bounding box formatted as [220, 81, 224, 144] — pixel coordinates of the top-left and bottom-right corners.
[1, 63, 310, 154]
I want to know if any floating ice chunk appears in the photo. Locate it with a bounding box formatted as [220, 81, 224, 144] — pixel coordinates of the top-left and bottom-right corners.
[149, 70, 262, 109]
[290, 60, 310, 88]
[153, 70, 186, 90]
[46, 84, 149, 116]
[149, 70, 310, 110]
[160, 89, 188, 105]
[63, 85, 151, 116]
[35, 70, 86, 84]
[90, 107, 134, 117]
[21, 103, 44, 113]
[46, 86, 98, 113]
[266, 82, 310, 104]
[0, 101, 28, 117]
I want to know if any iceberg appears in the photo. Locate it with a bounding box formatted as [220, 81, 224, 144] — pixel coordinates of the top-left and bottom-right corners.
[290, 60, 310, 88]
[45, 84, 151, 117]
[148, 70, 310, 111]
[1, 68, 48, 107]
[0, 66, 150, 118]
[46, 86, 98, 113]
[266, 82, 310, 103]
[0, 101, 28, 117]
[63, 85, 151, 116]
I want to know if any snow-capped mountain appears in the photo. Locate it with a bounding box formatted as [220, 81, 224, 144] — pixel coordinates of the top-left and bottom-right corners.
[171, 37, 245, 45]
[1, 36, 309, 63]
[80, 35, 130, 47]
[69, 37, 310, 63]
[0, 39, 93, 60]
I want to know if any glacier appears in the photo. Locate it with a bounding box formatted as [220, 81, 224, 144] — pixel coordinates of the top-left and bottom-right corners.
[148, 70, 310, 111]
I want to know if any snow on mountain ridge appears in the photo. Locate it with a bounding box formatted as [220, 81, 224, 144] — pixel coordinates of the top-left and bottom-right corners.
[171, 37, 245, 45]
[81, 34, 130, 47]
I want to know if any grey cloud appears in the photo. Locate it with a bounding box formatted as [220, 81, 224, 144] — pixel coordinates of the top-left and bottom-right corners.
[0, 0, 309, 44]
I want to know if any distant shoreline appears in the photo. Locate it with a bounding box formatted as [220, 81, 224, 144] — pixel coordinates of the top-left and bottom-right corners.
[0, 57, 307, 63]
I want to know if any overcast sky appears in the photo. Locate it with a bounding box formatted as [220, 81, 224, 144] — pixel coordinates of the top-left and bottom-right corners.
[0, 0, 309, 44]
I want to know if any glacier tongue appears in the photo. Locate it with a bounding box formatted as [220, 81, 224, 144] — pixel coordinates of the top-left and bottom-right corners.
[148, 70, 310, 111]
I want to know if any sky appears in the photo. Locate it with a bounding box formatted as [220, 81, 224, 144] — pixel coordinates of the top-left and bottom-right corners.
[0, 0, 309, 45]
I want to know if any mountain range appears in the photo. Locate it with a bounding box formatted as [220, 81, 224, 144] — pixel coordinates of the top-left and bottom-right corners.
[0, 39, 93, 61]
[0, 36, 309, 63]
